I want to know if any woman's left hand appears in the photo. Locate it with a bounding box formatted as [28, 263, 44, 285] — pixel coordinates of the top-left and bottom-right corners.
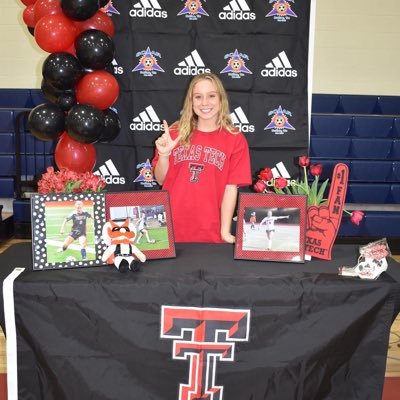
[221, 232, 235, 244]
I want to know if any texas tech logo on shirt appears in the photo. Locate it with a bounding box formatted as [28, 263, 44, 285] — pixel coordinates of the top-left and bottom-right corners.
[129, 0, 168, 18]
[161, 306, 250, 400]
[266, 0, 297, 22]
[93, 159, 126, 185]
[174, 50, 211, 76]
[130, 105, 164, 132]
[230, 107, 255, 133]
[261, 51, 298, 78]
[219, 0, 255, 20]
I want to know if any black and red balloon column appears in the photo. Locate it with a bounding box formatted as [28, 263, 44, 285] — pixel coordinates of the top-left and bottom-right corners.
[20, 0, 120, 173]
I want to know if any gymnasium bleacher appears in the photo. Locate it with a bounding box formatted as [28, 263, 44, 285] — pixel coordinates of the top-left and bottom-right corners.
[311, 94, 400, 239]
[0, 89, 55, 239]
[0, 91, 399, 241]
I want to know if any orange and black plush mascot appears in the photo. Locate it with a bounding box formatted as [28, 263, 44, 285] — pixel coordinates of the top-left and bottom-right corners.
[102, 218, 146, 272]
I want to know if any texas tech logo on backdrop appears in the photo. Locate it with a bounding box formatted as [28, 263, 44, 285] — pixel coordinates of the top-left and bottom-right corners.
[261, 51, 298, 78]
[100, 1, 120, 15]
[130, 106, 164, 132]
[230, 107, 254, 133]
[219, 0, 255, 20]
[93, 159, 126, 185]
[161, 306, 250, 400]
[178, 0, 209, 20]
[264, 105, 295, 135]
[132, 47, 165, 76]
[220, 49, 252, 79]
[130, 0, 168, 18]
[174, 50, 211, 76]
[266, 0, 297, 22]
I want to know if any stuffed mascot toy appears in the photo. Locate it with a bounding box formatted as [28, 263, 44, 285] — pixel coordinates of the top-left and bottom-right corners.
[102, 218, 146, 272]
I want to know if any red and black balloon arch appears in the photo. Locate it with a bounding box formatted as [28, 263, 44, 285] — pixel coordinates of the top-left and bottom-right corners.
[21, 0, 120, 173]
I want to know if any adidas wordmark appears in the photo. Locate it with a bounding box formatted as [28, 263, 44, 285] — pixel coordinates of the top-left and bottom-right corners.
[219, 0, 255, 20]
[129, 0, 167, 18]
[230, 107, 255, 133]
[94, 160, 126, 185]
[261, 51, 298, 78]
[174, 50, 211, 76]
[130, 105, 164, 131]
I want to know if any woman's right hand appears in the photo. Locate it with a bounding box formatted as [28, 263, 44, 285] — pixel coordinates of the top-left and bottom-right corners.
[155, 120, 181, 156]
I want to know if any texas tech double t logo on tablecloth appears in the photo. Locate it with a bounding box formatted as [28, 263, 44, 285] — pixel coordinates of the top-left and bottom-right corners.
[161, 306, 251, 400]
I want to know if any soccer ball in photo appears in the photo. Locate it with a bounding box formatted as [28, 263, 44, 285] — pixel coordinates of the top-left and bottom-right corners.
[66, 256, 76, 262]
[149, 239, 156, 244]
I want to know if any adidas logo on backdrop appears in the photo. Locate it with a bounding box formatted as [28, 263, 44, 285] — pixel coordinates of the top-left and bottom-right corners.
[219, 0, 255, 20]
[130, 105, 164, 132]
[129, 0, 167, 18]
[94, 160, 126, 185]
[269, 162, 296, 187]
[173, 50, 211, 76]
[112, 59, 124, 75]
[261, 51, 298, 78]
[230, 107, 255, 133]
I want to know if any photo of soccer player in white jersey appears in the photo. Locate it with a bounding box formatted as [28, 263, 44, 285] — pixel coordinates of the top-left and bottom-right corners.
[109, 204, 168, 251]
[242, 207, 300, 252]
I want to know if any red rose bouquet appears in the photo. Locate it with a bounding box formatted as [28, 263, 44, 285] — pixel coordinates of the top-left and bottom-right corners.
[254, 156, 364, 226]
[38, 167, 106, 194]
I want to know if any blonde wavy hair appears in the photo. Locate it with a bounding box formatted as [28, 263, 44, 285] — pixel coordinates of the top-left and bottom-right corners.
[171, 73, 238, 146]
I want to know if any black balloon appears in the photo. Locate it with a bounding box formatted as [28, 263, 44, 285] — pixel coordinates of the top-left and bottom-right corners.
[61, 0, 99, 21]
[99, 108, 121, 142]
[27, 103, 65, 141]
[75, 29, 114, 70]
[66, 104, 104, 144]
[42, 52, 83, 90]
[57, 92, 77, 111]
[98, 0, 109, 7]
[41, 79, 74, 104]
[41, 79, 60, 103]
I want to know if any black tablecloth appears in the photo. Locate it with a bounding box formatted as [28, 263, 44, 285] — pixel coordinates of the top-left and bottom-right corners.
[1, 242, 400, 400]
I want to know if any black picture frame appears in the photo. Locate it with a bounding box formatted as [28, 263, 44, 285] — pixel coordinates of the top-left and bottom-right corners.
[31, 192, 107, 270]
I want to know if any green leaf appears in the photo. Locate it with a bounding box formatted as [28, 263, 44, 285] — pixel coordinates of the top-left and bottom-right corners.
[274, 188, 285, 195]
[316, 179, 329, 205]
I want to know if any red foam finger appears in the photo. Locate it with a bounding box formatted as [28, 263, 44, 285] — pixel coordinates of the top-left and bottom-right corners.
[326, 164, 349, 230]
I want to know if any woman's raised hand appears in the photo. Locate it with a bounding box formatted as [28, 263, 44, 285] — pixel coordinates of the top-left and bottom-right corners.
[155, 120, 181, 156]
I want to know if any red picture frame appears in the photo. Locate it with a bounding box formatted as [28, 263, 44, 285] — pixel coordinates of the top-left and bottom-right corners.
[235, 193, 307, 263]
[105, 190, 175, 260]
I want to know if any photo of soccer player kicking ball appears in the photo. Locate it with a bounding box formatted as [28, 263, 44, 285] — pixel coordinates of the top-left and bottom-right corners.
[57, 200, 93, 261]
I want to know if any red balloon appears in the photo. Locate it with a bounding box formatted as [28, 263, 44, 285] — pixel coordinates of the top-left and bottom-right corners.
[76, 70, 119, 110]
[33, 0, 62, 24]
[74, 11, 115, 37]
[34, 14, 76, 53]
[55, 133, 96, 173]
[23, 5, 36, 28]
[21, 0, 37, 6]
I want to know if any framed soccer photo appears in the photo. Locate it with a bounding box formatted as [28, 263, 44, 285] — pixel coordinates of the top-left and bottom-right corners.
[105, 190, 175, 259]
[235, 193, 307, 263]
[31, 192, 107, 270]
